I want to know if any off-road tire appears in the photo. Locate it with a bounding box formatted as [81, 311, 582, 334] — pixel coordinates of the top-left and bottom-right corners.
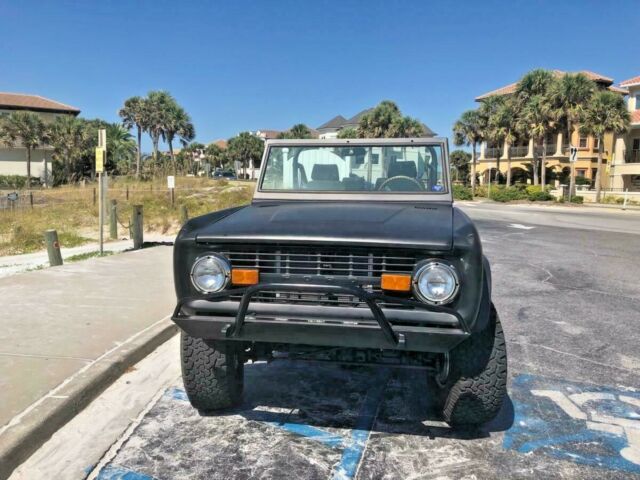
[181, 332, 244, 411]
[429, 304, 507, 426]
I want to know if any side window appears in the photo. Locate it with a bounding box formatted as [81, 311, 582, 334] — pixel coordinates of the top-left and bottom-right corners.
[579, 136, 588, 149]
[633, 138, 640, 151]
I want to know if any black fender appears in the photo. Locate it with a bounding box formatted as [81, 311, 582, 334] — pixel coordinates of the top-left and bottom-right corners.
[472, 255, 492, 333]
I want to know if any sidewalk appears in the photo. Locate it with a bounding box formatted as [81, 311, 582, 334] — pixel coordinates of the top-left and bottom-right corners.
[0, 234, 175, 279]
[0, 245, 177, 478]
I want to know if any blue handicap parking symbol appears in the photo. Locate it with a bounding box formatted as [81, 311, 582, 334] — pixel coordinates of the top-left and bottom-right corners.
[169, 370, 389, 480]
[504, 374, 640, 474]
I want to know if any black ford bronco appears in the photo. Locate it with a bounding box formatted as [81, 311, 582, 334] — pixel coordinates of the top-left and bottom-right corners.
[172, 138, 507, 426]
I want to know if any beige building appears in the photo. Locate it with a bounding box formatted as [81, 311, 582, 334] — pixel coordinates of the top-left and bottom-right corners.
[610, 75, 640, 192]
[0, 92, 80, 180]
[474, 70, 628, 188]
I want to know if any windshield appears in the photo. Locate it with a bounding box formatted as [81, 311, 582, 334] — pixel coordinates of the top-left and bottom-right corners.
[260, 144, 446, 193]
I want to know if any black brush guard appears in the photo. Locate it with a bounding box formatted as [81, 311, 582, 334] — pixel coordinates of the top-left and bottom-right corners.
[173, 283, 470, 353]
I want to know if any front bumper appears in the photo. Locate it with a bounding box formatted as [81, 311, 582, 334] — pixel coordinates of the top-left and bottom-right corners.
[172, 283, 470, 353]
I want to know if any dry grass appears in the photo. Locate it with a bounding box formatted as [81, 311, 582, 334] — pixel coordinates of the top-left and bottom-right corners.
[0, 177, 255, 256]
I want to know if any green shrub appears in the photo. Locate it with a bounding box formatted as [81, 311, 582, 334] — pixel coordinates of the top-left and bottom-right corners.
[474, 185, 488, 197]
[452, 184, 473, 200]
[575, 176, 591, 186]
[525, 185, 553, 201]
[0, 175, 38, 189]
[570, 195, 584, 204]
[489, 186, 528, 202]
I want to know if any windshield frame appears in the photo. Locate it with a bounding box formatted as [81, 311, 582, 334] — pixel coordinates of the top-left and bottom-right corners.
[254, 138, 452, 203]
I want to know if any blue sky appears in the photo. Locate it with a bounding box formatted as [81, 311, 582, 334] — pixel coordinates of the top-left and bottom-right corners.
[1, 0, 638, 151]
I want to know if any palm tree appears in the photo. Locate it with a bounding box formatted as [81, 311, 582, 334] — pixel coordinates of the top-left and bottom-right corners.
[479, 96, 506, 186]
[337, 127, 357, 139]
[106, 123, 137, 175]
[163, 105, 195, 175]
[204, 143, 226, 169]
[453, 109, 482, 196]
[388, 116, 426, 137]
[492, 97, 520, 186]
[550, 73, 595, 197]
[357, 101, 402, 138]
[119, 96, 147, 178]
[2, 111, 47, 186]
[516, 69, 556, 185]
[277, 123, 313, 139]
[146, 91, 174, 165]
[48, 115, 87, 182]
[518, 95, 556, 186]
[227, 132, 264, 179]
[579, 91, 630, 202]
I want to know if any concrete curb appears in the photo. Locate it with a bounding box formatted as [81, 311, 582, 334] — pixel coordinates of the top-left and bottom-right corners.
[0, 319, 178, 480]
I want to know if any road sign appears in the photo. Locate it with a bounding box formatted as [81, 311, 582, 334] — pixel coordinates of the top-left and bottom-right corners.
[7, 192, 18, 201]
[98, 128, 107, 149]
[95, 147, 105, 173]
[570, 146, 578, 163]
[167, 175, 175, 189]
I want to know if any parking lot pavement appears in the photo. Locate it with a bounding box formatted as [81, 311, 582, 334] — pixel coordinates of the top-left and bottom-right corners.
[16, 209, 640, 479]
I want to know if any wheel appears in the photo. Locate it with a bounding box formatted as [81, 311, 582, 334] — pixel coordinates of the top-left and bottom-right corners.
[428, 303, 507, 426]
[180, 332, 244, 411]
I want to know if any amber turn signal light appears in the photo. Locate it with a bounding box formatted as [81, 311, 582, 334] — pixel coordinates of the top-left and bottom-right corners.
[231, 269, 259, 285]
[380, 273, 412, 292]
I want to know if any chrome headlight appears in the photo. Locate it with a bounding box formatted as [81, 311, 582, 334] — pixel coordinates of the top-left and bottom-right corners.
[190, 254, 231, 293]
[413, 262, 459, 305]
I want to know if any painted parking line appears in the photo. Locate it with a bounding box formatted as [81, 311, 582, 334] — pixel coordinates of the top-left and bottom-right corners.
[504, 374, 640, 474]
[508, 223, 535, 230]
[96, 465, 157, 480]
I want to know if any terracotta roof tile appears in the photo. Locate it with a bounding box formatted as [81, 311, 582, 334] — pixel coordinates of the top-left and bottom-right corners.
[0, 92, 80, 114]
[476, 70, 618, 101]
[608, 85, 629, 94]
[620, 75, 640, 87]
[631, 110, 640, 125]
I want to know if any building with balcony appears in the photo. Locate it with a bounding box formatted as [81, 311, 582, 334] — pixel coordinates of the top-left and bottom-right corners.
[610, 75, 640, 192]
[0, 92, 80, 181]
[474, 70, 628, 187]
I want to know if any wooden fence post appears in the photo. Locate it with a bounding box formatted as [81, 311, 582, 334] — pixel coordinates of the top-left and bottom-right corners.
[109, 199, 118, 240]
[44, 229, 63, 266]
[180, 205, 189, 224]
[93, 187, 96, 206]
[29, 192, 34, 209]
[132, 205, 143, 250]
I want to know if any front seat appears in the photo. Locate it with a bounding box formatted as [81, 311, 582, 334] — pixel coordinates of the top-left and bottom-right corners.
[387, 160, 417, 179]
[306, 164, 342, 190]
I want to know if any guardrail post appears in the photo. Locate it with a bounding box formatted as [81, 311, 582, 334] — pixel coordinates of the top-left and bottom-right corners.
[180, 205, 189, 224]
[44, 229, 63, 266]
[109, 199, 118, 240]
[132, 205, 143, 249]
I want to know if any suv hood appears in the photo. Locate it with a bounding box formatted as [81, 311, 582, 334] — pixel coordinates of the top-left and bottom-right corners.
[195, 202, 453, 250]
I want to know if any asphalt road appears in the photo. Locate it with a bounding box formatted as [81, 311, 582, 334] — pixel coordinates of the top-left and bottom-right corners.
[12, 203, 640, 480]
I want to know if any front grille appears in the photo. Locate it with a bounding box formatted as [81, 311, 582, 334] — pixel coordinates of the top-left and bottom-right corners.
[222, 246, 416, 278]
[221, 245, 420, 310]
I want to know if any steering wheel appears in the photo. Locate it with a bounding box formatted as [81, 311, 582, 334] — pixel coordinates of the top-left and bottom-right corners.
[377, 176, 424, 192]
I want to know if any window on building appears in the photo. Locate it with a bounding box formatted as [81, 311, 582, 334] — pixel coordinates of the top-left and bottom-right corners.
[593, 137, 600, 150]
[636, 94, 640, 110]
[633, 138, 640, 151]
[578, 136, 588, 148]
[576, 169, 587, 177]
